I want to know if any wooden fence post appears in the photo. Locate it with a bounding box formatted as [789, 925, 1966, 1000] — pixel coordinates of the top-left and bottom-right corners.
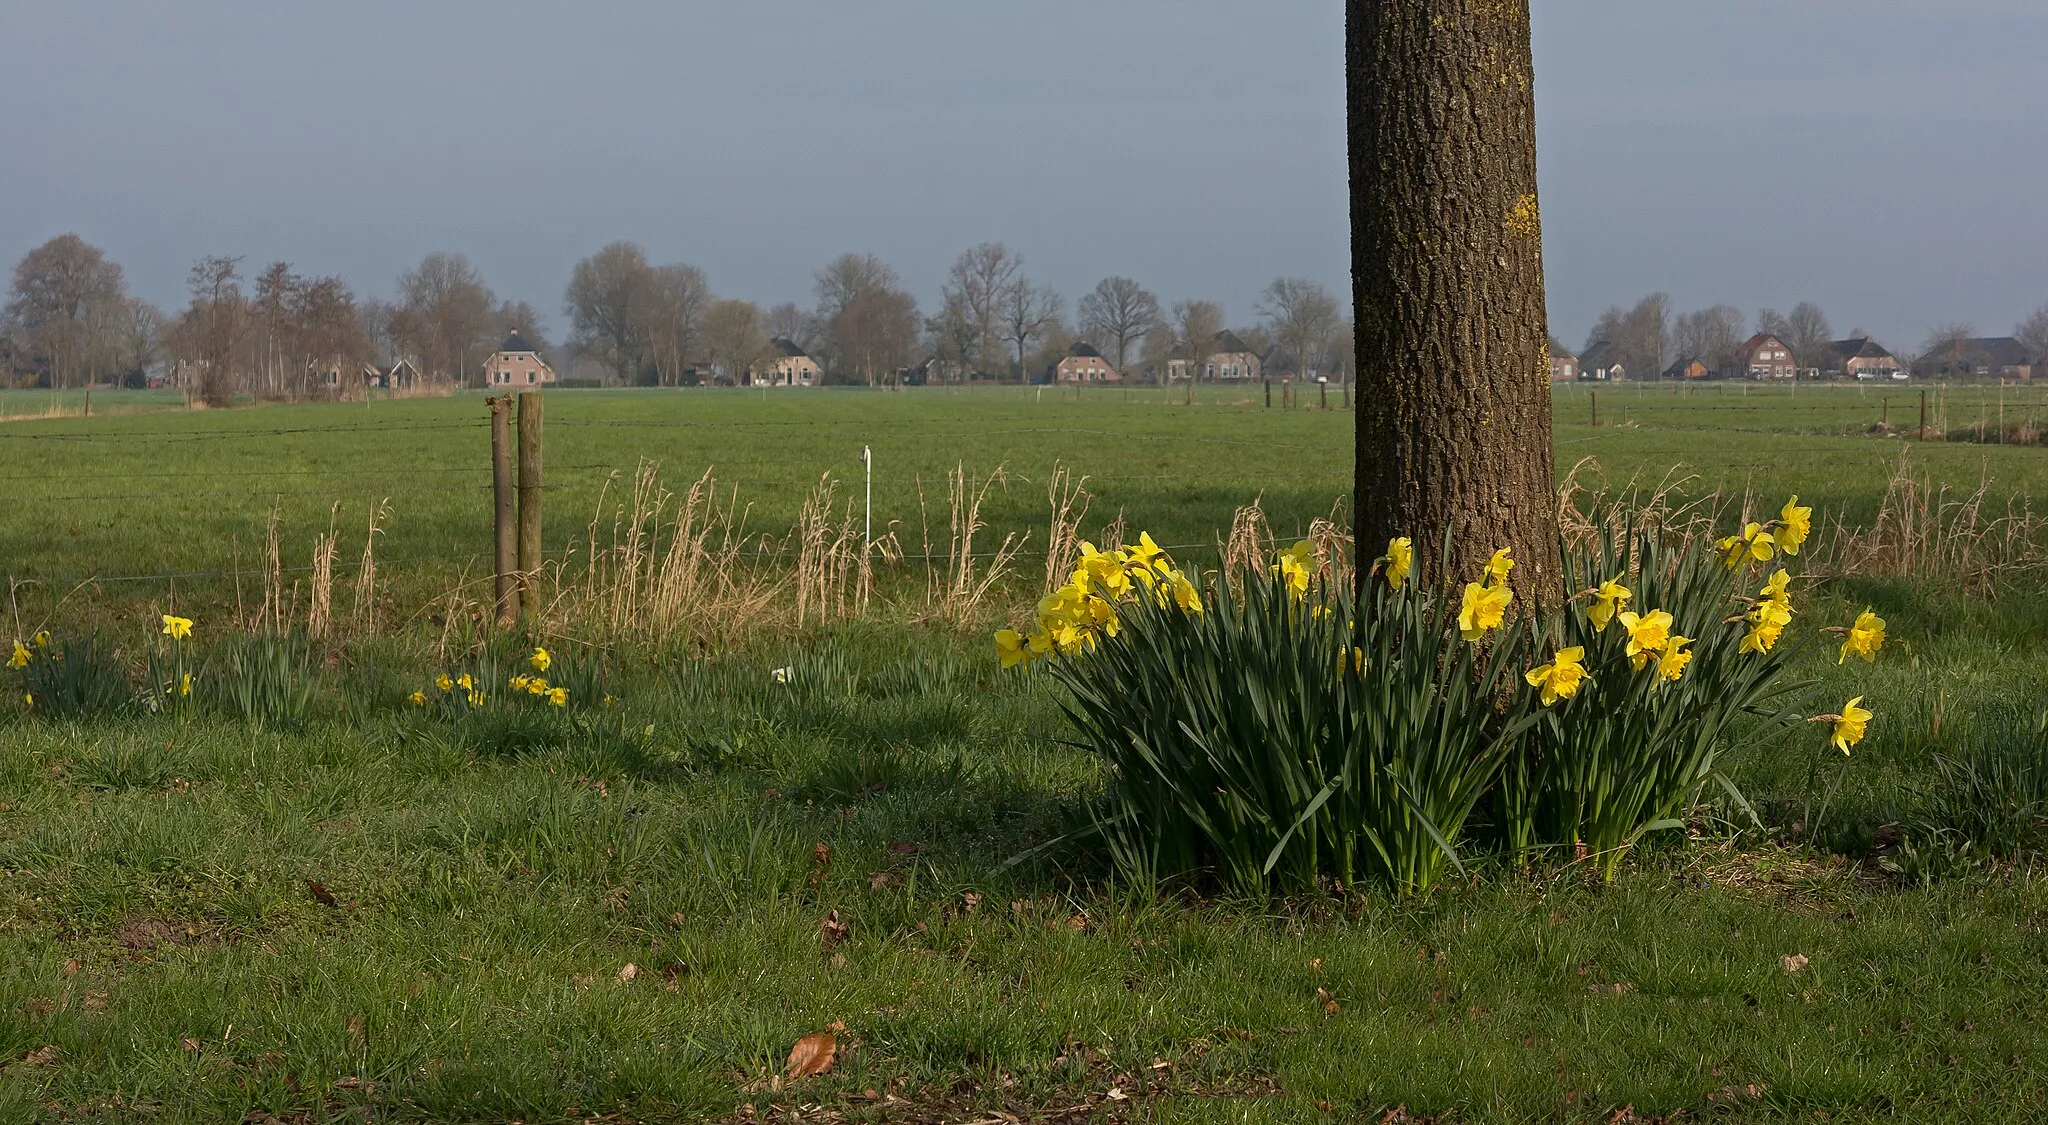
[1264, 378, 1271, 409]
[490, 396, 517, 625]
[1919, 389, 1927, 441]
[517, 391, 544, 621]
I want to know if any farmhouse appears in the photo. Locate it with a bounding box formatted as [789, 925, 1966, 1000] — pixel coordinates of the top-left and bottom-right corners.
[484, 332, 554, 388]
[1578, 340, 1625, 381]
[1824, 338, 1907, 381]
[1662, 357, 1710, 381]
[1549, 343, 1579, 382]
[754, 337, 822, 386]
[1914, 337, 2035, 381]
[1734, 333, 1797, 380]
[1055, 340, 1119, 383]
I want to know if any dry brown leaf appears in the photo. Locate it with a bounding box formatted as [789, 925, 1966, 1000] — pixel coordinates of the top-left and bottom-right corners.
[667, 912, 687, 929]
[82, 991, 108, 1012]
[868, 871, 896, 890]
[813, 843, 832, 867]
[784, 1032, 838, 1079]
[888, 840, 920, 855]
[962, 892, 983, 913]
[61, 959, 81, 977]
[1317, 987, 1341, 1015]
[20, 1045, 59, 1067]
[819, 910, 849, 949]
[180, 1037, 200, 1053]
[305, 879, 339, 908]
[618, 962, 640, 984]
[661, 961, 688, 990]
[1781, 953, 1810, 974]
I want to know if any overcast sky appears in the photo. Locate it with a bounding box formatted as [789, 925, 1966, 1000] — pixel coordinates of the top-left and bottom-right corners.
[3, 1, 2043, 354]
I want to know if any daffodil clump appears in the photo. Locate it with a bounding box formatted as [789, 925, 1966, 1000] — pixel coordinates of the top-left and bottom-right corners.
[410, 646, 592, 718]
[4, 630, 54, 711]
[153, 613, 197, 719]
[994, 533, 1202, 669]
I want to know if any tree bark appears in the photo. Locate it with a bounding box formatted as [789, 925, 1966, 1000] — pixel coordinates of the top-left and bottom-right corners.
[1348, 0, 1559, 606]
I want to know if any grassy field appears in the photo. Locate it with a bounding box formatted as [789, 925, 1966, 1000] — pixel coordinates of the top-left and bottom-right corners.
[7, 383, 2048, 1121]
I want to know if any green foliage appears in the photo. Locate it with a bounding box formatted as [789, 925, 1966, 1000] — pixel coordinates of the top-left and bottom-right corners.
[1047, 564, 1533, 897]
[1909, 706, 2048, 859]
[10, 631, 132, 720]
[211, 630, 319, 733]
[1496, 515, 1811, 878]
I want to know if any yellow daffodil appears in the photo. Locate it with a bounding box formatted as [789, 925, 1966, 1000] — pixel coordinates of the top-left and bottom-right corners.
[1124, 532, 1169, 575]
[1524, 646, 1589, 706]
[7, 641, 28, 669]
[1458, 581, 1513, 641]
[22, 693, 31, 708]
[509, 674, 531, 692]
[1617, 609, 1674, 669]
[1048, 622, 1087, 653]
[526, 677, 549, 696]
[1739, 601, 1790, 654]
[467, 690, 487, 707]
[1717, 523, 1776, 570]
[602, 694, 618, 708]
[1078, 543, 1133, 599]
[1027, 630, 1053, 657]
[435, 673, 454, 693]
[1839, 609, 1885, 664]
[409, 690, 426, 706]
[178, 673, 192, 698]
[1484, 547, 1515, 586]
[995, 628, 1031, 669]
[547, 687, 568, 707]
[1831, 696, 1872, 754]
[32, 631, 50, 648]
[1275, 540, 1314, 599]
[1655, 635, 1693, 684]
[161, 614, 194, 640]
[1759, 568, 1793, 608]
[456, 673, 476, 692]
[1169, 571, 1203, 615]
[1384, 537, 1413, 591]
[1586, 577, 1632, 630]
[529, 647, 551, 673]
[1777, 495, 1813, 556]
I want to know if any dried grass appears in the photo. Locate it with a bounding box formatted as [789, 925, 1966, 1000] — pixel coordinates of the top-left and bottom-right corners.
[1041, 464, 1092, 595]
[1809, 450, 2048, 594]
[307, 503, 340, 639]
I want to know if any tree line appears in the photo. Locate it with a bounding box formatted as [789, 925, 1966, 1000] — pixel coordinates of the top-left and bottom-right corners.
[1571, 294, 2048, 379]
[1, 234, 1352, 401]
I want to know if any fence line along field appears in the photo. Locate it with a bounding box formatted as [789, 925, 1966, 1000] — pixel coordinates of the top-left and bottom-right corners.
[7, 382, 2048, 624]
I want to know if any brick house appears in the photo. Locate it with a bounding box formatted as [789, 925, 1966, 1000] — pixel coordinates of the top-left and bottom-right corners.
[754, 337, 822, 386]
[1913, 337, 2035, 381]
[1734, 333, 1797, 380]
[1823, 338, 1907, 381]
[1549, 343, 1579, 382]
[484, 331, 555, 388]
[1662, 357, 1711, 380]
[1055, 340, 1119, 384]
[1577, 340, 1625, 382]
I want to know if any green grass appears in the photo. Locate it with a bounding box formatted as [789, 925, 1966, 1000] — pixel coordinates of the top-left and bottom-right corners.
[9, 384, 2048, 1120]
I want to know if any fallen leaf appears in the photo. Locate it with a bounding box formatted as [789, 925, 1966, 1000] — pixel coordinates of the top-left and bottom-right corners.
[661, 961, 689, 990]
[20, 1045, 59, 1067]
[819, 910, 849, 949]
[1317, 987, 1341, 1015]
[1308, 957, 1323, 971]
[1781, 953, 1809, 975]
[667, 912, 687, 929]
[62, 959, 81, 977]
[180, 1037, 200, 1053]
[82, 991, 108, 1012]
[813, 843, 832, 867]
[618, 962, 640, 984]
[868, 871, 896, 890]
[305, 880, 339, 908]
[346, 1015, 365, 1044]
[962, 892, 983, 913]
[888, 840, 920, 855]
[784, 1032, 838, 1079]
[1105, 1087, 1128, 1101]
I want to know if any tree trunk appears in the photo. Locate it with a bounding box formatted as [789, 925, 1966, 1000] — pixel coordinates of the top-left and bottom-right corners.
[1347, 0, 1559, 607]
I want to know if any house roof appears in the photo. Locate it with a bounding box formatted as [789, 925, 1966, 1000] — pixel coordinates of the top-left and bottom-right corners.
[1826, 338, 1897, 363]
[1663, 357, 1704, 377]
[1738, 333, 1790, 356]
[1578, 340, 1621, 370]
[1261, 346, 1300, 373]
[1550, 342, 1578, 362]
[1960, 337, 2031, 366]
[770, 336, 809, 358]
[499, 331, 538, 354]
[1065, 340, 1104, 359]
[1212, 330, 1255, 355]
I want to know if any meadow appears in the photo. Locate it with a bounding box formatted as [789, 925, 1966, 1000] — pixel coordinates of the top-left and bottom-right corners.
[6, 382, 2048, 1122]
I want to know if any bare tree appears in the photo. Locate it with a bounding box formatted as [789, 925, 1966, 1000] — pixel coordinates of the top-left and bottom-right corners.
[703, 297, 768, 385]
[1755, 308, 1792, 342]
[5, 234, 128, 388]
[923, 290, 979, 381]
[1259, 278, 1339, 379]
[1350, 1, 1557, 600]
[1784, 301, 1833, 369]
[494, 299, 550, 355]
[1165, 300, 1224, 384]
[644, 263, 710, 386]
[121, 297, 164, 384]
[829, 288, 920, 386]
[811, 254, 909, 377]
[398, 252, 496, 385]
[181, 255, 246, 407]
[941, 243, 1022, 376]
[766, 302, 818, 352]
[1585, 294, 1669, 380]
[1674, 305, 1744, 372]
[1078, 276, 1160, 377]
[1920, 322, 1977, 367]
[565, 242, 656, 384]
[1000, 280, 1063, 381]
[2016, 303, 2048, 363]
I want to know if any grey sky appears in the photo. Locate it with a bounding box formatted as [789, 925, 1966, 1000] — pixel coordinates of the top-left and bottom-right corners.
[3, 1, 2043, 355]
